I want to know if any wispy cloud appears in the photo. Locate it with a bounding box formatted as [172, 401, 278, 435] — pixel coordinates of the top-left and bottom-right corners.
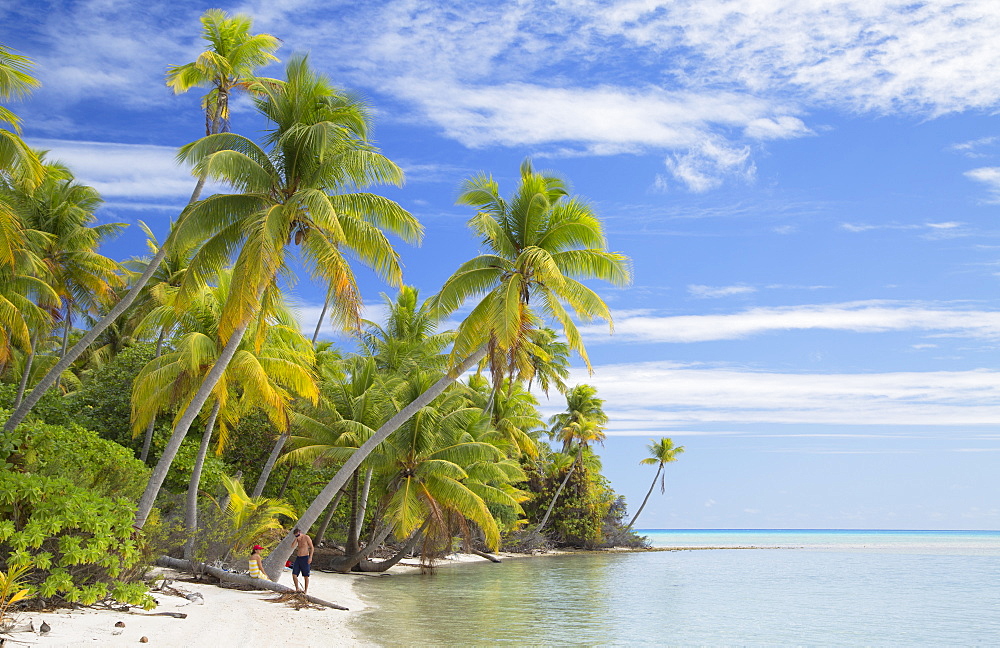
[27, 138, 225, 203]
[965, 167, 1000, 203]
[582, 300, 1000, 344]
[570, 362, 1000, 432]
[688, 284, 757, 299]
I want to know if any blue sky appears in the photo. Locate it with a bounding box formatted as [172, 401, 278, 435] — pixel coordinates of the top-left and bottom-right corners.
[5, 0, 1000, 530]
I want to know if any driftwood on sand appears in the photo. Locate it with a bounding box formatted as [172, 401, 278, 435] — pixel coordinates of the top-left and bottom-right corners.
[155, 556, 348, 611]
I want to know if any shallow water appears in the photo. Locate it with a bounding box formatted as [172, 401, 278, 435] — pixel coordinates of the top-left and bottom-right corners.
[353, 530, 1000, 646]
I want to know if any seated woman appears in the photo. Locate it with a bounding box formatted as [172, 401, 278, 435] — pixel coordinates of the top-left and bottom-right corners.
[249, 545, 267, 579]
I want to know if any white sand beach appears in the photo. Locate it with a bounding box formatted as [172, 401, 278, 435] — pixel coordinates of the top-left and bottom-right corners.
[15, 568, 373, 648]
[11, 553, 516, 647]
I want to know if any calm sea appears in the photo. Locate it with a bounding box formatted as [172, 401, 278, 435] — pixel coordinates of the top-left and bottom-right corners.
[353, 530, 1000, 646]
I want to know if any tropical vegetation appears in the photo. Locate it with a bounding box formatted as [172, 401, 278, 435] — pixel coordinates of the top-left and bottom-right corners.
[0, 9, 676, 615]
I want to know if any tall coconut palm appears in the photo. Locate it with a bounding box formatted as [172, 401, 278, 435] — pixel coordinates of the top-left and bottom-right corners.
[616, 437, 685, 541]
[360, 285, 452, 373]
[549, 384, 608, 454]
[132, 272, 317, 554]
[532, 384, 608, 536]
[263, 159, 629, 578]
[133, 56, 419, 529]
[12, 161, 124, 398]
[2, 15, 279, 434]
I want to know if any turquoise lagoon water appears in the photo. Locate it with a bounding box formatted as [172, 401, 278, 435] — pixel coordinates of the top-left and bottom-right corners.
[353, 530, 1000, 646]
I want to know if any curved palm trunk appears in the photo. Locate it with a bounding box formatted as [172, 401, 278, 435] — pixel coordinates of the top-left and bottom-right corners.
[614, 463, 663, 544]
[139, 328, 168, 463]
[4, 171, 211, 434]
[262, 346, 488, 579]
[183, 399, 222, 561]
[251, 429, 291, 499]
[532, 447, 582, 537]
[334, 522, 394, 573]
[357, 524, 426, 572]
[12, 339, 35, 410]
[134, 315, 253, 529]
[314, 487, 347, 545]
[54, 310, 72, 392]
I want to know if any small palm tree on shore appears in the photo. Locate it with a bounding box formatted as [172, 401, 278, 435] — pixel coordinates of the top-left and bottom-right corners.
[616, 438, 685, 542]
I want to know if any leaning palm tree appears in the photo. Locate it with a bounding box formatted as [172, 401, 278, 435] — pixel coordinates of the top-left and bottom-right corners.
[263, 159, 630, 578]
[615, 437, 685, 542]
[132, 56, 419, 529]
[2, 14, 280, 434]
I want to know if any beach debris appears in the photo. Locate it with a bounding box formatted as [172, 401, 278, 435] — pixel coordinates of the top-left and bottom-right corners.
[183, 592, 204, 605]
[128, 611, 187, 619]
[115, 621, 126, 628]
[38, 620, 50, 635]
[263, 592, 324, 611]
[140, 636, 149, 643]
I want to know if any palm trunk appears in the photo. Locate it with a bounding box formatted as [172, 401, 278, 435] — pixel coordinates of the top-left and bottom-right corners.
[276, 464, 294, 498]
[311, 295, 330, 344]
[313, 487, 346, 545]
[355, 468, 372, 538]
[134, 315, 253, 529]
[533, 448, 582, 536]
[12, 341, 35, 410]
[139, 328, 168, 463]
[357, 524, 426, 572]
[54, 310, 72, 392]
[346, 472, 361, 556]
[262, 345, 488, 579]
[183, 399, 222, 561]
[614, 463, 663, 543]
[251, 430, 290, 499]
[5, 248, 172, 433]
[334, 522, 395, 573]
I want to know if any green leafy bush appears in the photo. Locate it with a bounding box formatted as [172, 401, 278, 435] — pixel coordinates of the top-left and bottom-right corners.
[161, 437, 228, 493]
[4, 418, 148, 500]
[0, 471, 154, 609]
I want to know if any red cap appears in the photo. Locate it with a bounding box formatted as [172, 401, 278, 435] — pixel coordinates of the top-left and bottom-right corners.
[252, 545, 264, 551]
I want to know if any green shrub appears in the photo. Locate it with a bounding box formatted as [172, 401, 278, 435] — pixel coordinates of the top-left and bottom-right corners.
[4, 418, 148, 500]
[161, 436, 228, 494]
[0, 471, 154, 609]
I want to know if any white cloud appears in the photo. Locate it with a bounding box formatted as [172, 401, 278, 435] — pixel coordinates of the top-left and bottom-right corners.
[572, 361, 1000, 431]
[688, 284, 757, 299]
[965, 167, 1000, 203]
[27, 138, 227, 202]
[581, 300, 1000, 344]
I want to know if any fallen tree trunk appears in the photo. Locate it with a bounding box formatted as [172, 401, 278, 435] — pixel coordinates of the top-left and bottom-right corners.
[155, 556, 348, 611]
[467, 548, 502, 563]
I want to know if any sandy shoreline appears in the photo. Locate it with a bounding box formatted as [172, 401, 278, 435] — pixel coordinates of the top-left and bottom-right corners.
[10, 553, 515, 648]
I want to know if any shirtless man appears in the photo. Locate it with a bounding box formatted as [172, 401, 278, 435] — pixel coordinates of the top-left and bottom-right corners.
[291, 527, 314, 593]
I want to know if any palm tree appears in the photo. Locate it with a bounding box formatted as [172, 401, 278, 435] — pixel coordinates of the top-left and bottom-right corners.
[549, 384, 608, 454]
[523, 327, 570, 398]
[167, 8, 280, 201]
[17, 158, 126, 391]
[616, 438, 685, 541]
[132, 272, 317, 556]
[132, 56, 419, 529]
[360, 285, 452, 373]
[263, 159, 629, 578]
[2, 15, 280, 434]
[532, 384, 608, 536]
[462, 373, 542, 458]
[0, 44, 43, 197]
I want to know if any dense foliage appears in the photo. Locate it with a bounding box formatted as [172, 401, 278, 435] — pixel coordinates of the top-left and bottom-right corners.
[0, 9, 678, 609]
